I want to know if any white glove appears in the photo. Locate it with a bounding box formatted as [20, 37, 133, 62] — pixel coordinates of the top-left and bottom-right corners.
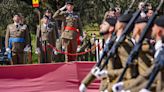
[53, 49, 58, 55]
[91, 67, 100, 75]
[35, 48, 41, 54]
[139, 89, 151, 92]
[91, 67, 108, 79]
[131, 38, 136, 45]
[6, 48, 11, 53]
[62, 46, 65, 51]
[112, 82, 124, 92]
[77, 47, 81, 52]
[103, 88, 130, 92]
[79, 83, 87, 92]
[24, 45, 31, 52]
[95, 70, 108, 79]
[79, 36, 83, 41]
[103, 89, 109, 92]
[59, 5, 66, 11]
[140, 12, 146, 18]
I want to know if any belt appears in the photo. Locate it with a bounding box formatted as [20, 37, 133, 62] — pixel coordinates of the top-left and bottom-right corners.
[64, 26, 77, 32]
[8, 37, 25, 59]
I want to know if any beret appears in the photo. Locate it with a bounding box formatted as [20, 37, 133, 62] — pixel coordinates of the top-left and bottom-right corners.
[105, 18, 117, 27]
[154, 15, 164, 28]
[118, 14, 133, 23]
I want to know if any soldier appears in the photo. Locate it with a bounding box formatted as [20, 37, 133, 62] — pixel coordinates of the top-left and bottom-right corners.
[18, 13, 32, 64]
[112, 13, 158, 92]
[102, 14, 140, 92]
[35, 15, 56, 63]
[146, 9, 154, 19]
[118, 15, 164, 92]
[44, 9, 59, 39]
[53, 0, 83, 62]
[5, 13, 30, 64]
[43, 9, 61, 62]
[141, 15, 164, 92]
[90, 33, 96, 61]
[99, 17, 117, 92]
[79, 17, 117, 92]
[77, 31, 91, 61]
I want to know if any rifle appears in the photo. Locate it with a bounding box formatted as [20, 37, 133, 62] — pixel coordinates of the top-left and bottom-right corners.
[124, 0, 135, 15]
[80, 0, 137, 87]
[100, 0, 149, 71]
[145, 46, 164, 90]
[117, 0, 164, 82]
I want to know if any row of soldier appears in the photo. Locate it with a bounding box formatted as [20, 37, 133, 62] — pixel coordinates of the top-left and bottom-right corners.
[79, 1, 164, 92]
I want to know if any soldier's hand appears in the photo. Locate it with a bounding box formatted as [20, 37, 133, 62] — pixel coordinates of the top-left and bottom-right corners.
[95, 70, 108, 79]
[53, 49, 58, 55]
[59, 5, 67, 11]
[139, 89, 151, 92]
[79, 36, 83, 41]
[79, 83, 87, 92]
[6, 48, 11, 53]
[91, 67, 108, 79]
[62, 46, 65, 51]
[77, 47, 81, 52]
[91, 67, 100, 75]
[35, 48, 41, 54]
[24, 45, 31, 52]
[112, 82, 124, 92]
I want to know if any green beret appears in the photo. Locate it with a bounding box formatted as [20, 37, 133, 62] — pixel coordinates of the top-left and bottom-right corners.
[154, 15, 164, 28]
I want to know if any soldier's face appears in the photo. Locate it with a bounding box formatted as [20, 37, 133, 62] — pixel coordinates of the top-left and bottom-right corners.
[13, 15, 20, 23]
[147, 10, 153, 18]
[115, 21, 122, 31]
[152, 25, 164, 41]
[66, 4, 74, 11]
[109, 11, 116, 17]
[43, 18, 49, 24]
[100, 21, 110, 32]
[152, 24, 160, 39]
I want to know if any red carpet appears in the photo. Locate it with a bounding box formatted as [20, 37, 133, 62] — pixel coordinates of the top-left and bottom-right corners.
[0, 62, 100, 92]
